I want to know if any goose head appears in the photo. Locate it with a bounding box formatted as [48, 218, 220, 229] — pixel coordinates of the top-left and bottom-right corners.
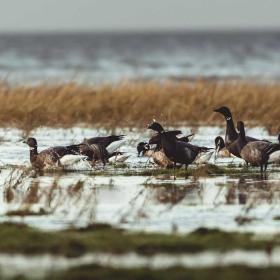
[23, 137, 38, 149]
[215, 136, 225, 151]
[214, 106, 232, 120]
[147, 121, 164, 133]
[137, 142, 150, 157]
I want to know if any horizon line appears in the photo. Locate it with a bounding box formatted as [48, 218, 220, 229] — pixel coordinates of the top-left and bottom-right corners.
[0, 27, 279, 35]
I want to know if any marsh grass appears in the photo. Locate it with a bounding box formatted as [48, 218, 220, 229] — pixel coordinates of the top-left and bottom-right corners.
[1, 79, 280, 133]
[39, 265, 280, 280]
[0, 222, 277, 257]
[2, 169, 98, 224]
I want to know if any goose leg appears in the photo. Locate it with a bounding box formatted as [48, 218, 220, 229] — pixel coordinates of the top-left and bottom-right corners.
[173, 162, 176, 180]
[102, 158, 107, 168]
[264, 162, 268, 172]
[259, 165, 264, 180]
[264, 163, 268, 180]
[185, 164, 188, 179]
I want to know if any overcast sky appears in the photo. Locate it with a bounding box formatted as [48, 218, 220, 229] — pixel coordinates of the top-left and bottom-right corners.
[0, 0, 279, 32]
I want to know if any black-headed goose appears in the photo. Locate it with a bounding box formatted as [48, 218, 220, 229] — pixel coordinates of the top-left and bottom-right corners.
[214, 106, 263, 157]
[148, 121, 212, 168]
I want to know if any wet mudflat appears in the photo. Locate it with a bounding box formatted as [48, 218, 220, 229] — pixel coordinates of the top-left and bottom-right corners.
[0, 126, 279, 279]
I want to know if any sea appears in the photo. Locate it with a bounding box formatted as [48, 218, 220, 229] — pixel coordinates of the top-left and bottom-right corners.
[0, 31, 280, 84]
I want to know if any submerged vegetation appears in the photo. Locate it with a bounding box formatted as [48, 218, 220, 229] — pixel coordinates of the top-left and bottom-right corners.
[0, 163, 273, 179]
[0, 79, 280, 132]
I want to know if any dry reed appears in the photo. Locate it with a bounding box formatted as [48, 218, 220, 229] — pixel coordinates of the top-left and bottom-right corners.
[0, 79, 280, 133]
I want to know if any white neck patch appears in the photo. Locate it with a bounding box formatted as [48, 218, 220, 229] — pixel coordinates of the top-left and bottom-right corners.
[226, 117, 232, 121]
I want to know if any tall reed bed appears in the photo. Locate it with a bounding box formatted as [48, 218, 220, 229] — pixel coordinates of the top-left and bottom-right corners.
[0, 79, 279, 133]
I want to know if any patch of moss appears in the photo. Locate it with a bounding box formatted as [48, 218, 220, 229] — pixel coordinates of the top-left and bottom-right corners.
[133, 164, 261, 178]
[0, 223, 278, 257]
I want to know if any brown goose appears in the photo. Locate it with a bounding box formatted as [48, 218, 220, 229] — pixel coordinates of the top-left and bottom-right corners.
[237, 121, 280, 173]
[23, 138, 87, 170]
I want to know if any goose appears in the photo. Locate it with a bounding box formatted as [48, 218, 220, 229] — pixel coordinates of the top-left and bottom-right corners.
[23, 138, 87, 170]
[137, 142, 173, 168]
[214, 136, 232, 158]
[213, 106, 269, 158]
[147, 121, 212, 168]
[237, 121, 280, 173]
[67, 135, 126, 167]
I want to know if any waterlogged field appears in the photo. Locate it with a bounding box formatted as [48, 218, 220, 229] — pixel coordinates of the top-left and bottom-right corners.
[1, 125, 280, 279]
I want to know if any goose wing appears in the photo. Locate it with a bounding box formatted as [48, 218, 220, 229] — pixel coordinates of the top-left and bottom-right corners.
[177, 133, 194, 143]
[149, 134, 161, 145]
[85, 135, 125, 147]
[261, 143, 280, 163]
[184, 143, 212, 154]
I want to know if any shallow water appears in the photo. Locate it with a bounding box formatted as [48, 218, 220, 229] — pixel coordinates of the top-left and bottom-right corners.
[1, 249, 280, 278]
[0, 126, 280, 234]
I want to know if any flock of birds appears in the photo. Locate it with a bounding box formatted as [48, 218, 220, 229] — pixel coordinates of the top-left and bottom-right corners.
[23, 135, 128, 170]
[23, 106, 280, 175]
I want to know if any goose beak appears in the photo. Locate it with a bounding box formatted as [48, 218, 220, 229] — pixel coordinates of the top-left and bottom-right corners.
[213, 108, 220, 113]
[22, 139, 27, 144]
